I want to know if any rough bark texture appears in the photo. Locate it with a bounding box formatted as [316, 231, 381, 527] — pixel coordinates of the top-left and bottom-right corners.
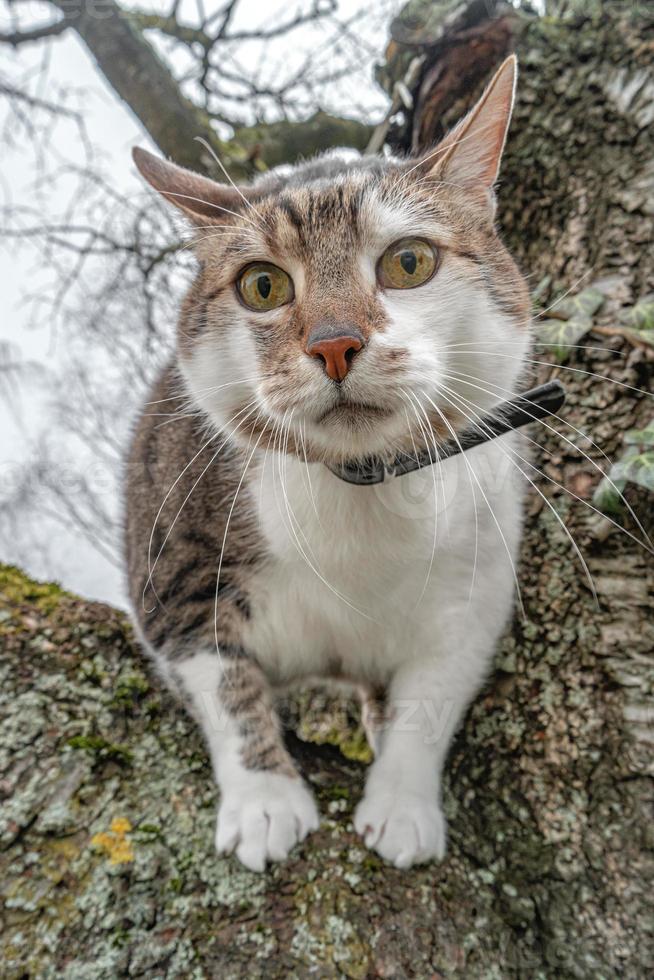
[2, 3, 653, 978]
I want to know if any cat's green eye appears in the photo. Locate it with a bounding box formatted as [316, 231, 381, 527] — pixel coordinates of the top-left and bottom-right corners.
[378, 238, 437, 290]
[237, 263, 294, 311]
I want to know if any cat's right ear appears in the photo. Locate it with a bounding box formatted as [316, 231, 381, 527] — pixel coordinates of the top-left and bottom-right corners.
[132, 147, 248, 224]
[415, 56, 517, 211]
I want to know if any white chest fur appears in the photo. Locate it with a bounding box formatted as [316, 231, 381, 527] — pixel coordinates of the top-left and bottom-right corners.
[243, 435, 524, 687]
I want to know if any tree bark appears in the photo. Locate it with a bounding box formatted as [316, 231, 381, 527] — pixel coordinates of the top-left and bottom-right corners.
[1, 3, 653, 977]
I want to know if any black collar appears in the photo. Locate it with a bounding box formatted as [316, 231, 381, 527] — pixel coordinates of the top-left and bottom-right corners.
[327, 380, 566, 486]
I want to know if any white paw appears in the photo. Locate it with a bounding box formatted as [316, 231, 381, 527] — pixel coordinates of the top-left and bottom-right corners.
[354, 788, 446, 869]
[215, 772, 320, 871]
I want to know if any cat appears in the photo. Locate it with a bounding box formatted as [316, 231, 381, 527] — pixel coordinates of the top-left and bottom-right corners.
[125, 56, 531, 871]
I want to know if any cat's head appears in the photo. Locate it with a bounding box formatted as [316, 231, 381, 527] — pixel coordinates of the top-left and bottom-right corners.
[134, 56, 530, 466]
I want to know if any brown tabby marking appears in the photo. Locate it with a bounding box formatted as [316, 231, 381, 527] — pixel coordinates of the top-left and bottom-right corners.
[220, 656, 298, 778]
[125, 365, 263, 657]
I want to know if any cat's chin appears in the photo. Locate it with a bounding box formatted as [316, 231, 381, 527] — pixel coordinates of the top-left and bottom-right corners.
[315, 401, 394, 426]
[305, 407, 406, 464]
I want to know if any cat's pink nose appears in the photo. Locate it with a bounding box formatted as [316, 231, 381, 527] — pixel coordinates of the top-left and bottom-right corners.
[306, 326, 364, 382]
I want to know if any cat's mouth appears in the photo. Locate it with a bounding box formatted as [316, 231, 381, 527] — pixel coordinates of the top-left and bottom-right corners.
[315, 401, 393, 426]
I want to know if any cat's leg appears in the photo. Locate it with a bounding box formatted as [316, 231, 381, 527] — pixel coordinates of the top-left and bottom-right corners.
[354, 614, 504, 868]
[353, 646, 484, 868]
[355, 480, 521, 869]
[172, 647, 319, 871]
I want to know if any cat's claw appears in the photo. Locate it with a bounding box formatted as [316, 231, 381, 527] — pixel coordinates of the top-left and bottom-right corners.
[215, 773, 319, 871]
[354, 789, 446, 869]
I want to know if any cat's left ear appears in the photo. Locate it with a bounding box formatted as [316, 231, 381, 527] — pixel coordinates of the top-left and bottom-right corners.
[420, 55, 517, 208]
[132, 146, 251, 226]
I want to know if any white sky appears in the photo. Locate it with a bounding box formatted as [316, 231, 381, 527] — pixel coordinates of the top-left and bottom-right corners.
[0, 1, 397, 606]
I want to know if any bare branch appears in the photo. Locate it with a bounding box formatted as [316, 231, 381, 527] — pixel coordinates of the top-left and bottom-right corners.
[127, 12, 212, 49]
[0, 18, 68, 46]
[46, 0, 233, 174]
[221, 1, 337, 42]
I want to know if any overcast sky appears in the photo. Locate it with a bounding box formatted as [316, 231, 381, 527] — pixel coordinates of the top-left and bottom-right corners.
[0, 1, 396, 606]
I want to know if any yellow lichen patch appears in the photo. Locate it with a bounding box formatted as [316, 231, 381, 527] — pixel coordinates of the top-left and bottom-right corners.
[110, 816, 132, 835]
[91, 817, 135, 865]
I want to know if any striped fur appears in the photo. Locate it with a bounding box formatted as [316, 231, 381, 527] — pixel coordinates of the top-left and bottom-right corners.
[125, 57, 531, 870]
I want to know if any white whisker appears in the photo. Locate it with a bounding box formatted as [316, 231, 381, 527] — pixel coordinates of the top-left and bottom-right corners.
[436, 383, 600, 603]
[274, 411, 375, 621]
[409, 384, 525, 619]
[435, 368, 653, 553]
[446, 351, 653, 401]
[194, 135, 269, 232]
[144, 397, 259, 610]
[213, 410, 267, 660]
[144, 377, 258, 406]
[413, 387, 481, 609]
[400, 388, 442, 610]
[161, 189, 262, 230]
[436, 377, 654, 560]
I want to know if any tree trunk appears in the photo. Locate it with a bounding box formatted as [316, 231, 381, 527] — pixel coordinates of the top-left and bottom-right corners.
[2, 3, 653, 977]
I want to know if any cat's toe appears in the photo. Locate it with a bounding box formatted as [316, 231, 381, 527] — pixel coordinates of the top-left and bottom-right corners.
[354, 790, 446, 868]
[215, 773, 319, 871]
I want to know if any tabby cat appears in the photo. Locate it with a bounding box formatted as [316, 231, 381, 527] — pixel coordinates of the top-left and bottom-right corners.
[125, 57, 530, 870]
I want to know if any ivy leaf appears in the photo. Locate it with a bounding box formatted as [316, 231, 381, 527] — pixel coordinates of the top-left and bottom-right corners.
[608, 295, 654, 349]
[535, 314, 593, 362]
[534, 287, 605, 362]
[619, 294, 654, 332]
[592, 473, 627, 516]
[624, 423, 654, 447]
[610, 450, 654, 493]
[593, 418, 654, 512]
[531, 275, 552, 306]
[552, 287, 605, 321]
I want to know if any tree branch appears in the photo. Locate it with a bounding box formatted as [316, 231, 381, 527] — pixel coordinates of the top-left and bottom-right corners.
[48, 0, 232, 174]
[233, 111, 373, 171]
[0, 18, 69, 45]
[221, 1, 337, 43]
[126, 12, 212, 49]
[42, 0, 372, 179]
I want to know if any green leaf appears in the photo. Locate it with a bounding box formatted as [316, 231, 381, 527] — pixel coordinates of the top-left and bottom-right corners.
[535, 314, 593, 362]
[619, 294, 654, 332]
[531, 275, 552, 306]
[610, 450, 654, 493]
[552, 286, 605, 321]
[593, 417, 654, 512]
[592, 474, 628, 515]
[534, 287, 605, 362]
[624, 423, 654, 447]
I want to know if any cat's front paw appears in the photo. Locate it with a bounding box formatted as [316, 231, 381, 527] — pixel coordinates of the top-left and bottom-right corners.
[215, 772, 319, 872]
[354, 788, 446, 869]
